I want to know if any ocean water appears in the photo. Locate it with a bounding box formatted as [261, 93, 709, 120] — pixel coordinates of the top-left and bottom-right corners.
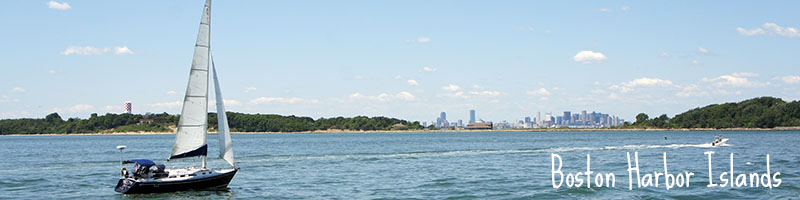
[1, 131, 798, 199]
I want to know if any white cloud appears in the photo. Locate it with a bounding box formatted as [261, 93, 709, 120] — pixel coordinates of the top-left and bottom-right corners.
[763, 23, 799, 37]
[527, 88, 551, 96]
[573, 50, 607, 64]
[0, 96, 12, 103]
[702, 73, 768, 88]
[590, 89, 606, 94]
[621, 6, 630, 11]
[691, 60, 700, 65]
[407, 79, 419, 86]
[607, 93, 620, 99]
[468, 90, 502, 97]
[629, 78, 674, 86]
[698, 47, 709, 54]
[713, 89, 742, 95]
[660, 52, 670, 57]
[731, 72, 758, 77]
[349, 93, 365, 99]
[225, 100, 241, 106]
[11, 87, 25, 93]
[598, 8, 611, 12]
[441, 84, 462, 91]
[738, 23, 799, 38]
[210, 99, 242, 106]
[353, 75, 364, 80]
[244, 87, 257, 93]
[47, 1, 71, 10]
[251, 97, 306, 104]
[675, 84, 708, 97]
[104, 105, 118, 111]
[61, 46, 134, 56]
[61, 46, 108, 55]
[777, 75, 800, 84]
[610, 77, 676, 93]
[439, 91, 467, 99]
[349, 92, 416, 101]
[395, 91, 416, 101]
[113, 46, 134, 55]
[166, 90, 177, 95]
[69, 104, 95, 112]
[148, 101, 182, 108]
[423, 67, 437, 72]
[736, 27, 766, 36]
[407, 37, 431, 43]
[48, 70, 57, 74]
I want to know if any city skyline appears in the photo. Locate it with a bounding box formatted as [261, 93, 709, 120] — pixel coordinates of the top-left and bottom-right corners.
[1, 1, 799, 122]
[431, 109, 624, 129]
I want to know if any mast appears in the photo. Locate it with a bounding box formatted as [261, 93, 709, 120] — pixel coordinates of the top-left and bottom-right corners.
[170, 0, 212, 165]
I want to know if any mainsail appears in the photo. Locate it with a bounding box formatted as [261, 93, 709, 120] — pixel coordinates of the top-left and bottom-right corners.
[212, 59, 234, 166]
[170, 0, 212, 160]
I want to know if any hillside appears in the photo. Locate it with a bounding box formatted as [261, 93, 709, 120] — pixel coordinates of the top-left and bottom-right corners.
[631, 97, 800, 129]
[0, 112, 423, 135]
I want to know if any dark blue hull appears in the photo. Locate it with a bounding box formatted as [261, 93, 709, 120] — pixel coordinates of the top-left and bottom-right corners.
[115, 169, 238, 194]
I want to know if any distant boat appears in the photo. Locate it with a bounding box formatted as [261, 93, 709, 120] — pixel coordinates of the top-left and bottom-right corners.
[711, 135, 729, 147]
[115, 0, 238, 194]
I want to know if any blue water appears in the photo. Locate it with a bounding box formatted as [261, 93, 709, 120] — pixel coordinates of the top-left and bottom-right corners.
[1, 131, 798, 199]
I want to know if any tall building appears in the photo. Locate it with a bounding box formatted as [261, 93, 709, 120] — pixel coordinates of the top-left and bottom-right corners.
[469, 109, 476, 124]
[563, 111, 571, 125]
[537, 112, 541, 125]
[439, 112, 448, 127]
[573, 114, 580, 125]
[524, 117, 531, 124]
[124, 101, 132, 114]
[581, 110, 588, 125]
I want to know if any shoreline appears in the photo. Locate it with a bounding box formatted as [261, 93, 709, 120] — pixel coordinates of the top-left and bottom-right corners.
[3, 126, 800, 136]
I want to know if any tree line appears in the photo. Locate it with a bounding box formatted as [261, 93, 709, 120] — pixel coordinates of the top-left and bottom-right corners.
[0, 112, 423, 135]
[626, 96, 800, 129]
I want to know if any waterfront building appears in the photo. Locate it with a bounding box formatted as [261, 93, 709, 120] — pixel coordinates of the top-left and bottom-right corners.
[465, 122, 493, 130]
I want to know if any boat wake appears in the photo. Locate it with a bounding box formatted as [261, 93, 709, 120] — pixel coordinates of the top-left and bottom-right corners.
[549, 142, 731, 153]
[244, 142, 731, 162]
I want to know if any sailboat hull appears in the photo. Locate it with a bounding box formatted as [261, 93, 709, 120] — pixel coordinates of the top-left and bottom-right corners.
[115, 168, 238, 194]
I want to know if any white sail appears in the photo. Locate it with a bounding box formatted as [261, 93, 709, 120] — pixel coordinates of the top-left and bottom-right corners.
[212, 60, 234, 167]
[171, 0, 212, 160]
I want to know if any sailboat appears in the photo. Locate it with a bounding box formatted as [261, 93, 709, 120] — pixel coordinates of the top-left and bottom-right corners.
[114, 0, 238, 194]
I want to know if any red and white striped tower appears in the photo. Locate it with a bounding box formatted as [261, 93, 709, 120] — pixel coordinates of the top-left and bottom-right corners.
[124, 101, 132, 114]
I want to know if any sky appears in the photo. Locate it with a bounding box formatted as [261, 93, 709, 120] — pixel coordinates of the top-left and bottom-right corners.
[1, 1, 799, 123]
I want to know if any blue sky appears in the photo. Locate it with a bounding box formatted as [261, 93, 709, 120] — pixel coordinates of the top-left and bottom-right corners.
[1, 1, 799, 123]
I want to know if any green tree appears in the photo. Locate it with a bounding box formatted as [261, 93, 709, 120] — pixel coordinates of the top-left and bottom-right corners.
[634, 113, 649, 125]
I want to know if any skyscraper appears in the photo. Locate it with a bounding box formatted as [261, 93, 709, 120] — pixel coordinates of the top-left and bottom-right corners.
[581, 110, 588, 125]
[469, 109, 476, 124]
[537, 112, 541, 125]
[563, 111, 571, 125]
[440, 112, 448, 127]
